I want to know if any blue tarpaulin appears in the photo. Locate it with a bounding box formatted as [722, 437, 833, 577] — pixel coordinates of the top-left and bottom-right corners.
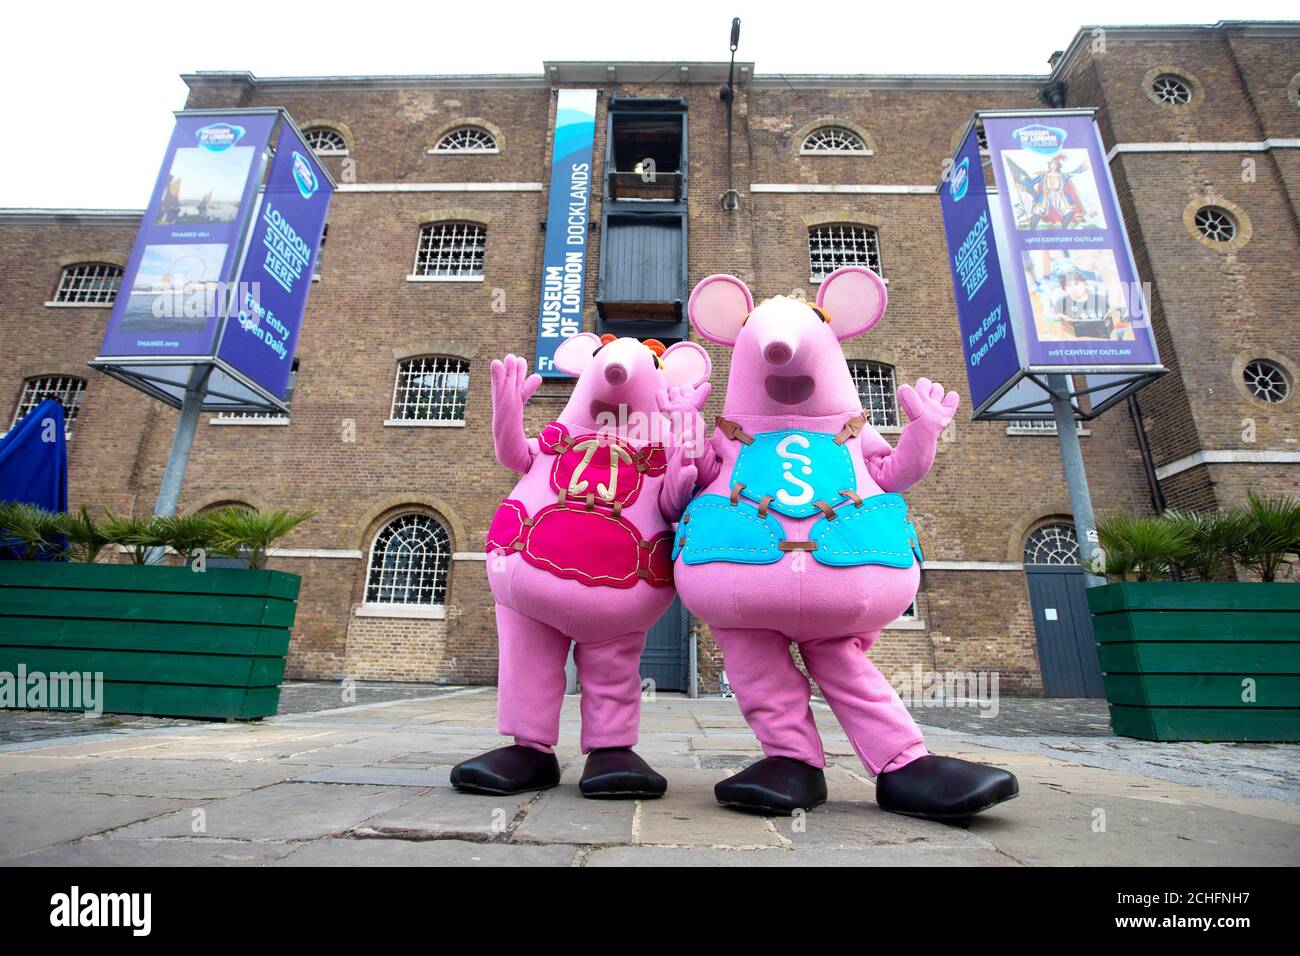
[0, 399, 69, 559]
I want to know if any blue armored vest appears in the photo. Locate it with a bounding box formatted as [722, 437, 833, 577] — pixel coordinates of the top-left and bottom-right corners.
[672, 412, 923, 569]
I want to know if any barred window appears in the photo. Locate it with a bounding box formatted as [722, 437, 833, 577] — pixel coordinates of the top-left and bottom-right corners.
[414, 222, 486, 278]
[1006, 418, 1084, 434]
[303, 127, 347, 154]
[364, 513, 451, 607]
[801, 126, 868, 154]
[433, 127, 497, 152]
[1194, 206, 1237, 243]
[847, 361, 898, 428]
[12, 375, 86, 438]
[1151, 74, 1192, 105]
[217, 359, 298, 422]
[53, 262, 122, 305]
[1243, 359, 1290, 404]
[809, 224, 882, 280]
[1024, 523, 1080, 565]
[390, 356, 469, 423]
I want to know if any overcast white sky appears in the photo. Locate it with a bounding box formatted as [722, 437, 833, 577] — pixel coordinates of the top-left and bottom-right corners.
[2, 2, 1294, 209]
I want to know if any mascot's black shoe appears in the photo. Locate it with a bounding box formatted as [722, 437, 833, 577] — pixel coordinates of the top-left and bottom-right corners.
[579, 748, 668, 800]
[875, 754, 1018, 820]
[714, 756, 827, 815]
[450, 745, 561, 796]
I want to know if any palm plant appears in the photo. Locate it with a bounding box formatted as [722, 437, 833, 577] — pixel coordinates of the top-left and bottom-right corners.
[1163, 508, 1251, 581]
[57, 506, 114, 563]
[0, 502, 65, 560]
[207, 506, 315, 570]
[100, 510, 163, 565]
[152, 512, 229, 564]
[1235, 492, 1300, 583]
[1095, 511, 1194, 582]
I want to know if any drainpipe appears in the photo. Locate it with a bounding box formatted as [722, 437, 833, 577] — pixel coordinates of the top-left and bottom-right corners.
[1128, 394, 1166, 515]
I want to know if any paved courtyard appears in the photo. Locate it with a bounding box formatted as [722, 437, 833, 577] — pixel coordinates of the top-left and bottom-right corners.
[1, 686, 1297, 866]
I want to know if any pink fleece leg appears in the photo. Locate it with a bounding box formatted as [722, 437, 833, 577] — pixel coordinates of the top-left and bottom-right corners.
[496, 604, 571, 753]
[573, 631, 647, 753]
[798, 633, 928, 776]
[712, 627, 826, 768]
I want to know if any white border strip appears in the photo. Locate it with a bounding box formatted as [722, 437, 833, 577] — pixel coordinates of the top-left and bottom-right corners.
[1155, 449, 1300, 481]
[266, 548, 363, 559]
[751, 183, 935, 194]
[335, 182, 543, 193]
[1107, 139, 1300, 163]
[922, 561, 1023, 571]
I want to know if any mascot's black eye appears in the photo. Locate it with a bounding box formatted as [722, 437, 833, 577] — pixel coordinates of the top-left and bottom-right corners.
[810, 306, 831, 324]
[653, 355, 662, 369]
[592, 345, 604, 356]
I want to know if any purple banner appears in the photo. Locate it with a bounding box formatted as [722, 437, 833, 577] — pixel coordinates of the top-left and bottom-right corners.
[216, 124, 332, 401]
[99, 113, 276, 359]
[939, 124, 1021, 412]
[983, 113, 1159, 369]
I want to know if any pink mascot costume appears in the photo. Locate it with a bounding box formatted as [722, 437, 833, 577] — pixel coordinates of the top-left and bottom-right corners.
[669, 266, 1018, 820]
[451, 334, 710, 799]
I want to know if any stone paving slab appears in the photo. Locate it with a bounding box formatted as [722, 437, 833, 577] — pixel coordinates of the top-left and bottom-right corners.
[274, 838, 577, 866]
[636, 769, 785, 848]
[355, 788, 530, 840]
[0, 758, 321, 800]
[584, 844, 1021, 866]
[292, 766, 452, 788]
[0, 793, 196, 859]
[4, 838, 298, 867]
[110, 782, 422, 841]
[512, 784, 637, 846]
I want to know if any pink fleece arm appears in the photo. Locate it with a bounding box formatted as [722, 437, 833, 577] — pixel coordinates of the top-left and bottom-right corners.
[492, 408, 539, 475]
[865, 421, 941, 493]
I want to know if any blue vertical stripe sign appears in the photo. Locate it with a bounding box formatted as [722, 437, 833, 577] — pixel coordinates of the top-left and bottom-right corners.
[535, 89, 597, 378]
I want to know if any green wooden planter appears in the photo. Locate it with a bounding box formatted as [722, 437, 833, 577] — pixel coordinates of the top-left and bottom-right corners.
[1087, 582, 1300, 742]
[0, 562, 299, 720]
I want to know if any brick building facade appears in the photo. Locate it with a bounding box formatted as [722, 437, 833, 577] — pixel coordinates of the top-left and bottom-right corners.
[2, 21, 1297, 695]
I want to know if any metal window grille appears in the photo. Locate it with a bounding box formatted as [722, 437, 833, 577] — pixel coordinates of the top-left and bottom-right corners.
[1152, 74, 1192, 105]
[54, 262, 122, 304]
[414, 222, 486, 278]
[809, 224, 882, 280]
[802, 126, 867, 153]
[303, 127, 347, 153]
[1006, 418, 1085, 434]
[976, 122, 988, 152]
[364, 513, 451, 606]
[1024, 523, 1080, 565]
[434, 127, 497, 151]
[218, 360, 298, 420]
[12, 376, 85, 438]
[390, 356, 469, 422]
[847, 361, 898, 428]
[1243, 359, 1290, 404]
[1194, 206, 1237, 243]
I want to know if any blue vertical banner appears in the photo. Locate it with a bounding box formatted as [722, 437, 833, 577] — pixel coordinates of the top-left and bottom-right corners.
[217, 122, 333, 402]
[939, 124, 1021, 412]
[535, 89, 597, 379]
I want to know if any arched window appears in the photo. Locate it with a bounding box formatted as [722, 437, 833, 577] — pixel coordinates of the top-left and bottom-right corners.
[11, 375, 86, 439]
[808, 223, 882, 280]
[801, 126, 868, 154]
[303, 127, 348, 154]
[847, 360, 899, 428]
[53, 262, 122, 305]
[432, 126, 498, 153]
[413, 222, 486, 278]
[1024, 523, 1080, 566]
[364, 513, 452, 607]
[390, 356, 469, 423]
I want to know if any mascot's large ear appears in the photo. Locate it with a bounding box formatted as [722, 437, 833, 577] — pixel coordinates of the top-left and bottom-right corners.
[552, 332, 603, 377]
[688, 274, 753, 347]
[660, 341, 711, 389]
[815, 265, 887, 341]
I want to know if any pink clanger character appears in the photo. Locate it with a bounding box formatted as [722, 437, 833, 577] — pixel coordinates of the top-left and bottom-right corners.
[451, 334, 710, 799]
[669, 266, 1018, 820]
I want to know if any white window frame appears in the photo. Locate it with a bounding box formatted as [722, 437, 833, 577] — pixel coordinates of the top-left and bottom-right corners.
[213, 360, 298, 426]
[1242, 358, 1291, 404]
[409, 222, 486, 281]
[385, 356, 469, 427]
[808, 223, 883, 282]
[46, 262, 123, 308]
[303, 127, 349, 156]
[428, 127, 499, 155]
[800, 126, 871, 156]
[361, 513, 452, 616]
[1005, 419, 1089, 436]
[885, 601, 924, 630]
[847, 360, 900, 433]
[10, 375, 86, 439]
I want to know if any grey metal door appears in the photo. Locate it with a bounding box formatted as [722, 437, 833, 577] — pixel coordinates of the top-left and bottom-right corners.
[640, 597, 687, 692]
[1026, 565, 1104, 697]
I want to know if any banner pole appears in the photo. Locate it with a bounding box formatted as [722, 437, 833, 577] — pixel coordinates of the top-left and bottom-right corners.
[1048, 373, 1105, 587]
[145, 364, 212, 564]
